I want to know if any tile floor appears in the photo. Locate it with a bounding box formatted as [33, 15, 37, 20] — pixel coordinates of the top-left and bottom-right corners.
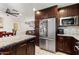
[35, 46, 67, 55]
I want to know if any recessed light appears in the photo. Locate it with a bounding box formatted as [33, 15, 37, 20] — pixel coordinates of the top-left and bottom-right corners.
[59, 9, 64, 13]
[36, 11, 40, 15]
[33, 8, 36, 11]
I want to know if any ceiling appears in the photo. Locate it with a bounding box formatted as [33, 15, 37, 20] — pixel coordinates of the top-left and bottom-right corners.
[0, 3, 76, 18]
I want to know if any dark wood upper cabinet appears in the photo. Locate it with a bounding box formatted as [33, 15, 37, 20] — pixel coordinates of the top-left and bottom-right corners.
[57, 3, 79, 26]
[58, 4, 79, 17]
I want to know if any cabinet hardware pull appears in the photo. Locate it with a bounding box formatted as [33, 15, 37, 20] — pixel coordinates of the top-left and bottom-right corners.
[60, 37, 63, 39]
[20, 44, 26, 47]
[30, 40, 34, 42]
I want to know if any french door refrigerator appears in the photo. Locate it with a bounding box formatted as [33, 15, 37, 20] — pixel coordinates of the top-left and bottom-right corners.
[39, 18, 56, 52]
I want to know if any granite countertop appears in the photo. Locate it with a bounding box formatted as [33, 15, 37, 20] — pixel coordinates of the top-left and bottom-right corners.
[57, 34, 79, 41]
[0, 35, 36, 49]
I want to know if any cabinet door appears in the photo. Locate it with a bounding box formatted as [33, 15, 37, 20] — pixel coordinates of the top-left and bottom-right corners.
[27, 39, 35, 55]
[63, 37, 73, 54]
[57, 36, 64, 51]
[16, 43, 27, 55]
[64, 39, 71, 53]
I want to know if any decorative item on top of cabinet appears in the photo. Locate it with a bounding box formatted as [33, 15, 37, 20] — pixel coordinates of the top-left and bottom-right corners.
[5, 8, 19, 17]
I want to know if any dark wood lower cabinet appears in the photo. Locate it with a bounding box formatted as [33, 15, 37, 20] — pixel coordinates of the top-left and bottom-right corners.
[27, 39, 35, 55]
[57, 36, 76, 55]
[64, 37, 73, 54]
[0, 38, 35, 55]
[57, 36, 64, 51]
[0, 47, 15, 55]
[15, 43, 27, 55]
[15, 38, 35, 55]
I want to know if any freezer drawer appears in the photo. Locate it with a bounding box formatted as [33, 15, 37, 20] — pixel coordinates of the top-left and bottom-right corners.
[46, 39, 56, 52]
[39, 38, 56, 52]
[39, 39, 46, 49]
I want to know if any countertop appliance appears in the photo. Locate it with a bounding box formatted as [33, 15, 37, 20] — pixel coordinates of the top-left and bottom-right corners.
[60, 16, 79, 26]
[57, 29, 64, 34]
[39, 18, 56, 52]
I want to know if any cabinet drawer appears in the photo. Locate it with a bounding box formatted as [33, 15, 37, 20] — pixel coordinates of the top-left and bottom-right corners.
[15, 43, 27, 55]
[59, 37, 64, 39]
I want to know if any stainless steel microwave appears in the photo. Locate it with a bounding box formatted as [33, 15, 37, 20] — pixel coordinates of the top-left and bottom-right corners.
[60, 16, 79, 26]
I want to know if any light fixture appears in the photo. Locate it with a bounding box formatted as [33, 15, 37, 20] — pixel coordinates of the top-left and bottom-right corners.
[33, 8, 36, 11]
[59, 9, 64, 13]
[19, 13, 22, 15]
[36, 11, 40, 15]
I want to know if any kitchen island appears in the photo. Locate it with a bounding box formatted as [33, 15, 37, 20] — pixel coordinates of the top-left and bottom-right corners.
[0, 35, 36, 55]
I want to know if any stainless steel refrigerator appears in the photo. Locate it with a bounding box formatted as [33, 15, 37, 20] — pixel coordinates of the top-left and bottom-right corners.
[39, 18, 56, 52]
